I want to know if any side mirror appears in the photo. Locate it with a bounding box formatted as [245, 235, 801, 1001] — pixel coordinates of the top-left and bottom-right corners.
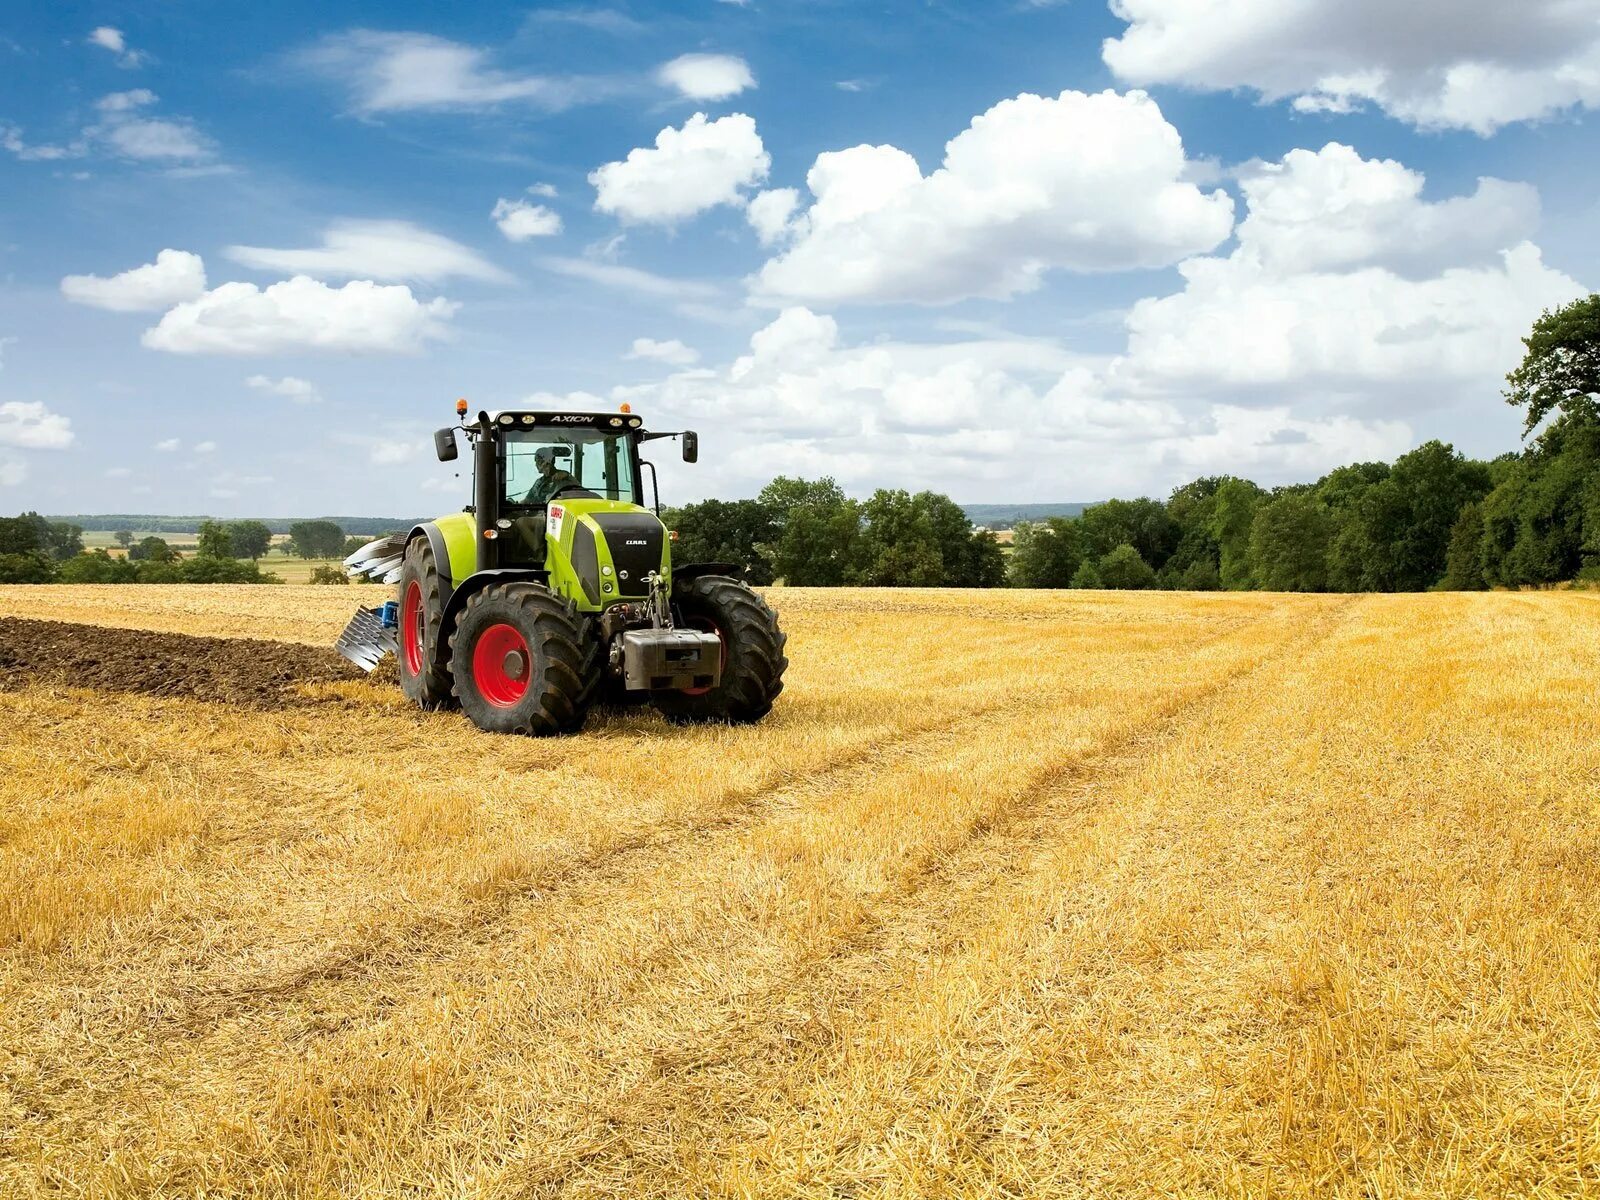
[681, 430, 699, 464]
[434, 428, 458, 462]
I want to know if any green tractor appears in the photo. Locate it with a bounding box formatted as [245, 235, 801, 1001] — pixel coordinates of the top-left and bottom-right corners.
[335, 401, 787, 735]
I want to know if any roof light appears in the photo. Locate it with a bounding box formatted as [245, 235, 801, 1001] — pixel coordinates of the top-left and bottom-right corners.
[628, 417, 642, 428]
[521, 414, 536, 425]
[620, 403, 633, 414]
[456, 398, 469, 416]
[499, 414, 514, 426]
[609, 417, 623, 427]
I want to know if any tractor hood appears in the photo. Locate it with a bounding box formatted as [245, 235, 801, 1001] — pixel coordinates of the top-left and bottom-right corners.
[546, 497, 669, 605]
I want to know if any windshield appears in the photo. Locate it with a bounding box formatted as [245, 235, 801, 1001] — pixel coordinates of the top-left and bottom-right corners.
[504, 429, 637, 507]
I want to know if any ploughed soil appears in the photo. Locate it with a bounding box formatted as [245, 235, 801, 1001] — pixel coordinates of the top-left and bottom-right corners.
[0, 617, 366, 709]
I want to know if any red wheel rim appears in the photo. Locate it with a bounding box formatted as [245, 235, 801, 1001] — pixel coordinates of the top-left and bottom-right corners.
[401, 580, 425, 676]
[472, 622, 533, 708]
[680, 616, 726, 696]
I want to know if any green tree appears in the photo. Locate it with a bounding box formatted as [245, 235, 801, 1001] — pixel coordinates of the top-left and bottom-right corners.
[130, 535, 177, 563]
[1080, 497, 1179, 569]
[287, 519, 346, 559]
[0, 552, 55, 583]
[1248, 493, 1331, 592]
[1098, 543, 1157, 590]
[227, 519, 272, 560]
[856, 489, 944, 586]
[0, 514, 47, 555]
[1505, 293, 1600, 434]
[1441, 502, 1487, 590]
[57, 550, 138, 583]
[1009, 517, 1086, 588]
[758, 477, 860, 586]
[196, 519, 234, 559]
[1209, 479, 1264, 589]
[661, 498, 778, 586]
[1069, 558, 1102, 589]
[113, 529, 134, 550]
[1177, 558, 1221, 591]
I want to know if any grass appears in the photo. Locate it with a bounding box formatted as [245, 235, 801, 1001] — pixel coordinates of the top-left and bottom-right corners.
[0, 586, 1596, 1196]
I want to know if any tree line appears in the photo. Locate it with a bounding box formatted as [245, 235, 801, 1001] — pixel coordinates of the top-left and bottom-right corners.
[0, 515, 365, 583]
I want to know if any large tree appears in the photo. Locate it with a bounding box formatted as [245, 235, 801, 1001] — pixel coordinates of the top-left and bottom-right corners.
[227, 519, 273, 561]
[1009, 517, 1086, 588]
[662, 498, 778, 586]
[1249, 492, 1332, 592]
[1505, 293, 1600, 434]
[196, 519, 234, 559]
[286, 519, 347, 559]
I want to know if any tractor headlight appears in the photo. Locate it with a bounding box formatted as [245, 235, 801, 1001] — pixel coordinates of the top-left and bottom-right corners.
[609, 417, 623, 427]
[496, 518, 511, 529]
[627, 417, 642, 428]
[521, 415, 535, 425]
[498, 414, 514, 426]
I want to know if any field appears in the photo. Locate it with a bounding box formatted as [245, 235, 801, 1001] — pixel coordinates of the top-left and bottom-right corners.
[1, 584, 1597, 1197]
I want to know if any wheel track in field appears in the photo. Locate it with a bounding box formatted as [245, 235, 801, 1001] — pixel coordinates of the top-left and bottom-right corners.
[478, 594, 1367, 1196]
[215, 600, 1345, 1193]
[18, 603, 1279, 1157]
[156, 609, 1267, 1028]
[8, 602, 1338, 1190]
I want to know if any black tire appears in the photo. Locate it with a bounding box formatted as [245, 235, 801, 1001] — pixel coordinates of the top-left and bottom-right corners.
[396, 536, 455, 710]
[652, 575, 788, 725]
[450, 582, 600, 735]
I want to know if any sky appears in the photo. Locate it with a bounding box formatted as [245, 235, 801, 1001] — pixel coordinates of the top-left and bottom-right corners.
[1, 0, 1597, 517]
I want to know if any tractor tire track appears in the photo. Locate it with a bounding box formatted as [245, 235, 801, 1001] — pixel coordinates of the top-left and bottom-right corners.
[478, 595, 1366, 1196]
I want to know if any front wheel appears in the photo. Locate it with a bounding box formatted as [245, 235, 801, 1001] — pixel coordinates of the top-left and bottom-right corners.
[652, 576, 787, 725]
[450, 582, 599, 735]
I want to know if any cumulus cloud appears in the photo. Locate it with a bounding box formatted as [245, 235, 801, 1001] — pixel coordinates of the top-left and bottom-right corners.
[301, 31, 598, 114]
[0, 124, 84, 162]
[627, 337, 699, 365]
[750, 89, 1234, 307]
[89, 26, 147, 68]
[1109, 144, 1583, 401]
[91, 90, 212, 161]
[1103, 0, 1600, 133]
[61, 249, 207, 312]
[225, 220, 509, 284]
[591, 112, 769, 225]
[656, 53, 756, 101]
[154, 438, 180, 452]
[246, 374, 323, 403]
[746, 187, 800, 246]
[492, 197, 563, 241]
[0, 402, 74, 450]
[142, 277, 459, 355]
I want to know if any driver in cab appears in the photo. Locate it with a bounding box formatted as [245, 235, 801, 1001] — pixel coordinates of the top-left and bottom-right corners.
[514, 445, 577, 559]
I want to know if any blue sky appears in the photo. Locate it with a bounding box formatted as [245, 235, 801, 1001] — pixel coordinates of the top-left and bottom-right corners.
[1, 0, 1597, 517]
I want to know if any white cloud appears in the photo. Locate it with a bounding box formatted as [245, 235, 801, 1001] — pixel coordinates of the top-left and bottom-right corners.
[302, 31, 595, 114]
[1103, 0, 1600, 134]
[0, 459, 25, 487]
[142, 276, 459, 356]
[541, 256, 721, 300]
[154, 438, 180, 452]
[91, 90, 211, 161]
[0, 124, 84, 162]
[591, 112, 769, 225]
[61, 249, 207, 312]
[492, 198, 563, 241]
[89, 26, 146, 68]
[746, 187, 800, 246]
[529, 182, 559, 198]
[0, 402, 74, 450]
[194, 440, 217, 454]
[246, 374, 323, 404]
[627, 337, 699, 366]
[1109, 144, 1584, 400]
[225, 220, 509, 284]
[750, 89, 1234, 307]
[656, 53, 755, 101]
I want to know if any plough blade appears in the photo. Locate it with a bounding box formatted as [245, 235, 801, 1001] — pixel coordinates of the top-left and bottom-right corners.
[335, 605, 396, 672]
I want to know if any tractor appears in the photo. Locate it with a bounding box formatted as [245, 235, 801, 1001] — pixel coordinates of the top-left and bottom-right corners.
[335, 400, 787, 735]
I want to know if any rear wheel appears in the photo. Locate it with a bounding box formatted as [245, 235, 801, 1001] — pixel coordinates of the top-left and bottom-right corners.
[397, 537, 454, 709]
[450, 582, 599, 735]
[652, 575, 787, 725]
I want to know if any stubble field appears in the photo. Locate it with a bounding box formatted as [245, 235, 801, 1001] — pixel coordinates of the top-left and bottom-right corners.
[1, 584, 1597, 1198]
